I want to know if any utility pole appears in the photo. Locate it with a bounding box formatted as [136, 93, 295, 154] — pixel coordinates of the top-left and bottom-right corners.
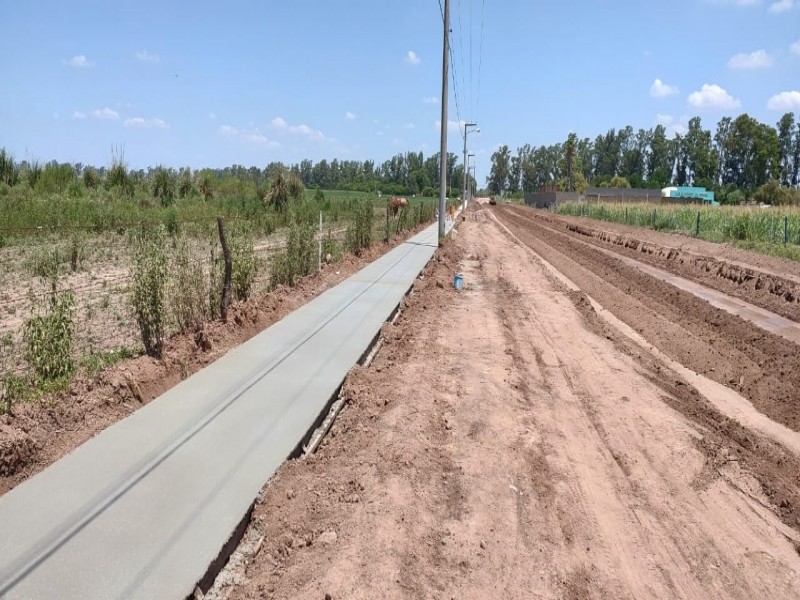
[462, 122, 478, 211]
[438, 0, 450, 242]
[467, 153, 475, 203]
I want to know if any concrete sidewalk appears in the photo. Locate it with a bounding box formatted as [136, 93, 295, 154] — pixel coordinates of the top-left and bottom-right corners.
[0, 219, 453, 599]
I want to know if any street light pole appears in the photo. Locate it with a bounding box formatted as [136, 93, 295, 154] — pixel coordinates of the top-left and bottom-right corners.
[462, 122, 478, 211]
[467, 153, 475, 203]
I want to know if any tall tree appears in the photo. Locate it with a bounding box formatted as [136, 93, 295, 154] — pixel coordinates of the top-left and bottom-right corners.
[488, 145, 511, 195]
[684, 117, 717, 188]
[777, 112, 796, 187]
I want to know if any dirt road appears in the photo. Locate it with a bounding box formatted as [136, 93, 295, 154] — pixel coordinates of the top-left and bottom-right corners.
[219, 208, 800, 599]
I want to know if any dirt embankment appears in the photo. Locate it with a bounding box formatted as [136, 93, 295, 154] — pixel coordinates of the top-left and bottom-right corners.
[0, 229, 428, 494]
[212, 211, 800, 599]
[541, 211, 800, 322]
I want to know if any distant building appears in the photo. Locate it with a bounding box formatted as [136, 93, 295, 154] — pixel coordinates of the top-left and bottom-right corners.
[661, 186, 717, 205]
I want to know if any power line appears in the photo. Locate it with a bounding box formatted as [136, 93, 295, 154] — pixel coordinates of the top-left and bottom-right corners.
[476, 0, 485, 117]
[457, 0, 468, 121]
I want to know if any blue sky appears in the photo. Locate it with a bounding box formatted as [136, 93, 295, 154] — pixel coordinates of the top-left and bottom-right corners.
[1, 0, 798, 183]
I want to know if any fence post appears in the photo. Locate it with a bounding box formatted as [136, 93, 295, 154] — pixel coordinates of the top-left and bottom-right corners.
[785, 215, 789, 246]
[318, 211, 323, 271]
[217, 217, 232, 322]
[696, 211, 700, 237]
[652, 208, 657, 229]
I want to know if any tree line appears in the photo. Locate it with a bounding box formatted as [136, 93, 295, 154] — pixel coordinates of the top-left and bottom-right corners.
[486, 112, 800, 205]
[0, 149, 474, 200]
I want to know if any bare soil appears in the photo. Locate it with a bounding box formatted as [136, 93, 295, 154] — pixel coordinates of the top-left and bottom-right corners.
[213, 207, 800, 599]
[0, 228, 422, 493]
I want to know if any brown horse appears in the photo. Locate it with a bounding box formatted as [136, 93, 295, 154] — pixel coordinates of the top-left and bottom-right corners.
[388, 196, 408, 216]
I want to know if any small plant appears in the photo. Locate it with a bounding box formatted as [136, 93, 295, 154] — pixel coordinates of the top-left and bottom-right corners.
[24, 288, 76, 383]
[131, 225, 168, 357]
[164, 206, 180, 237]
[1, 373, 29, 414]
[80, 346, 134, 377]
[314, 187, 325, 203]
[69, 234, 86, 272]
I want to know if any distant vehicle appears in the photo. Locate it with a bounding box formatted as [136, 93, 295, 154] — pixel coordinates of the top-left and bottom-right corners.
[489, 196, 497, 205]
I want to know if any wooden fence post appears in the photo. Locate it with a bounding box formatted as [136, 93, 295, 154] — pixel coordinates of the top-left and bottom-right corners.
[217, 217, 232, 322]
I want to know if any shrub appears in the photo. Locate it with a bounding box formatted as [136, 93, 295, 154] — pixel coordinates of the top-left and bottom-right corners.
[29, 247, 62, 280]
[24, 289, 76, 383]
[198, 171, 214, 201]
[178, 169, 193, 198]
[131, 225, 168, 356]
[152, 166, 176, 206]
[345, 198, 374, 254]
[230, 228, 260, 301]
[83, 167, 100, 190]
[170, 237, 207, 332]
[270, 215, 316, 287]
[265, 169, 304, 211]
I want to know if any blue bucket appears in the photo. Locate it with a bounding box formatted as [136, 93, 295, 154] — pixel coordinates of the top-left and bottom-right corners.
[454, 273, 464, 290]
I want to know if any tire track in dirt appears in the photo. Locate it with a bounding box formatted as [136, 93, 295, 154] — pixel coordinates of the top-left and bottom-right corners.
[495, 205, 800, 435]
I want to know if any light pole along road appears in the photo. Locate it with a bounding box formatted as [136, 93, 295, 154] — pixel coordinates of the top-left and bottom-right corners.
[462, 122, 479, 210]
[0, 218, 455, 600]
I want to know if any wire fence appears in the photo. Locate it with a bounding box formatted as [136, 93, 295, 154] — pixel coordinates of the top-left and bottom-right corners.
[0, 205, 437, 386]
[557, 202, 800, 253]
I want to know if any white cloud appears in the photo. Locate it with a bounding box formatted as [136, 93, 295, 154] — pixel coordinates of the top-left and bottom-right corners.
[767, 90, 800, 111]
[91, 107, 120, 120]
[124, 117, 168, 128]
[345, 111, 356, 120]
[423, 96, 439, 104]
[219, 124, 278, 148]
[270, 116, 329, 141]
[406, 50, 421, 65]
[727, 49, 774, 69]
[687, 84, 741, 110]
[72, 111, 87, 120]
[791, 40, 800, 56]
[135, 50, 160, 63]
[671, 123, 688, 135]
[208, 112, 217, 120]
[769, 0, 794, 12]
[404, 123, 416, 129]
[650, 78, 679, 98]
[656, 114, 674, 125]
[63, 55, 92, 68]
